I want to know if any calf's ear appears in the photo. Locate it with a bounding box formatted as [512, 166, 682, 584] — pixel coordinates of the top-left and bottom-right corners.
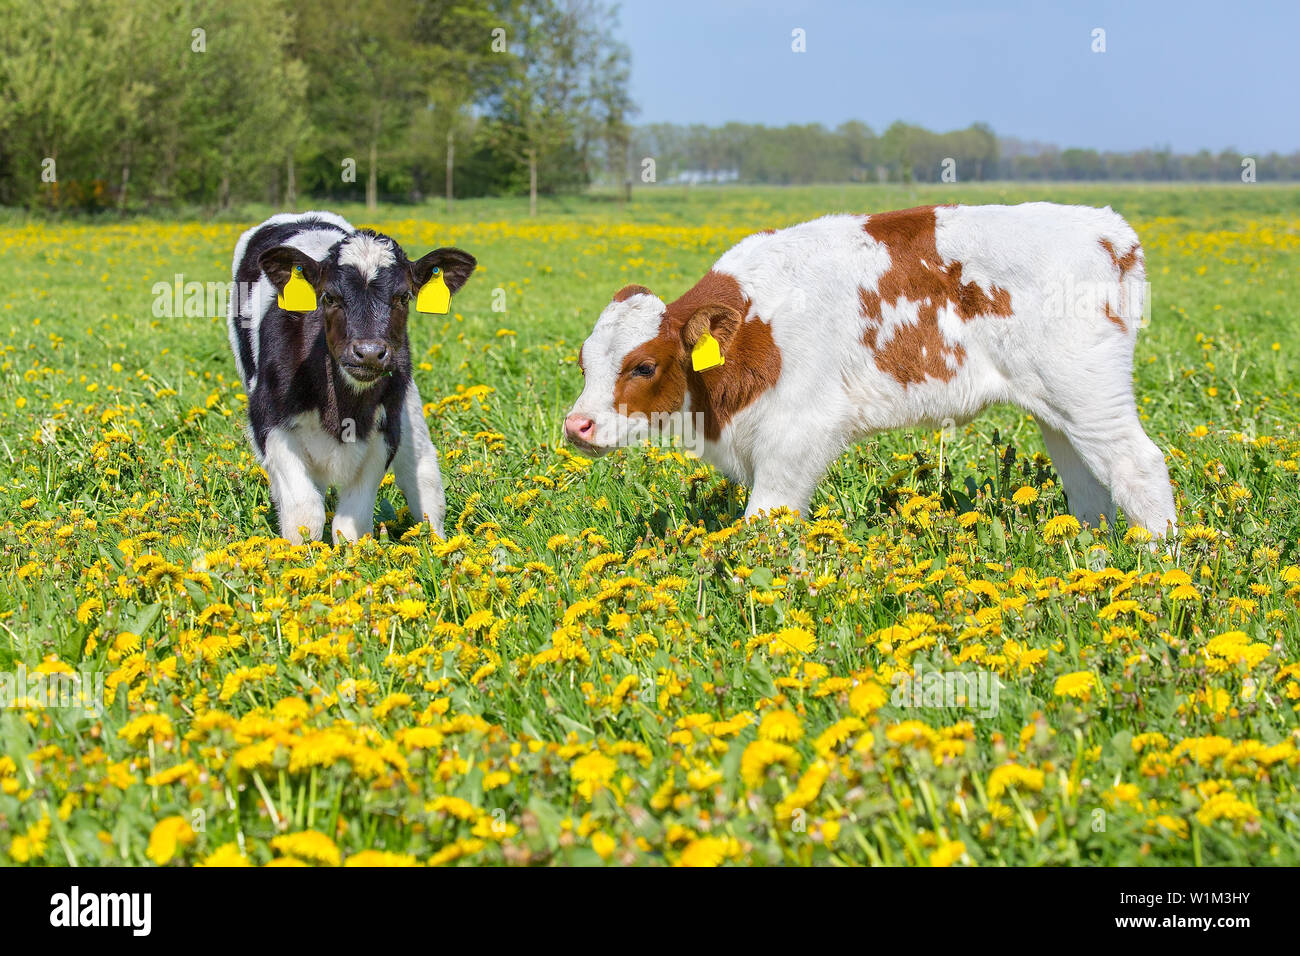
[411, 248, 477, 295]
[681, 303, 743, 352]
[613, 284, 655, 302]
[258, 246, 323, 291]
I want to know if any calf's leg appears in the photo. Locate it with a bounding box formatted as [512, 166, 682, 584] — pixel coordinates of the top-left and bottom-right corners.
[1062, 410, 1177, 538]
[1036, 421, 1115, 528]
[263, 427, 325, 544]
[1017, 324, 1177, 538]
[1029, 393, 1177, 538]
[743, 435, 844, 520]
[332, 436, 390, 544]
[392, 383, 447, 536]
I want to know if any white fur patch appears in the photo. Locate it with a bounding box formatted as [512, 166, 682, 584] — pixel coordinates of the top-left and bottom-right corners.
[338, 233, 396, 283]
[287, 409, 385, 490]
[262, 424, 325, 544]
[263, 408, 391, 543]
[392, 382, 446, 536]
[569, 292, 665, 449]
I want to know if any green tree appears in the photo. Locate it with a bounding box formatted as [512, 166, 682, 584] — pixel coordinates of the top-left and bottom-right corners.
[407, 0, 506, 210]
[294, 0, 420, 211]
[490, 0, 629, 214]
[0, 0, 126, 207]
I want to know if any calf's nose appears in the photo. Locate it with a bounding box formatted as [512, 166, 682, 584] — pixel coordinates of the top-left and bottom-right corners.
[565, 414, 596, 443]
[347, 340, 390, 368]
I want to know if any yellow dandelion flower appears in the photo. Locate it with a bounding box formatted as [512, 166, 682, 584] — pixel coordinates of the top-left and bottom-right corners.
[758, 709, 803, 742]
[1043, 515, 1081, 544]
[198, 843, 252, 867]
[463, 609, 495, 630]
[393, 599, 427, 620]
[8, 814, 52, 863]
[1053, 671, 1098, 701]
[1012, 486, 1039, 506]
[427, 796, 479, 820]
[1195, 792, 1258, 826]
[929, 839, 966, 867]
[591, 832, 617, 861]
[270, 830, 341, 867]
[570, 752, 618, 800]
[740, 739, 800, 788]
[849, 680, 888, 716]
[1124, 526, 1152, 545]
[146, 815, 196, 865]
[769, 626, 816, 656]
[676, 836, 738, 867]
[987, 763, 1045, 798]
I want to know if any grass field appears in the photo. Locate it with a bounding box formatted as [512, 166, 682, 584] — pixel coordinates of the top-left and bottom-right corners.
[1, 183, 1298, 867]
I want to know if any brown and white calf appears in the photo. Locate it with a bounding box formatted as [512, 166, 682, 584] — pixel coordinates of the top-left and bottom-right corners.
[566, 203, 1177, 536]
[228, 211, 475, 543]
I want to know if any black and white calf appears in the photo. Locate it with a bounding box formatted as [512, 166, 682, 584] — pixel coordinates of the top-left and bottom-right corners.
[227, 211, 475, 543]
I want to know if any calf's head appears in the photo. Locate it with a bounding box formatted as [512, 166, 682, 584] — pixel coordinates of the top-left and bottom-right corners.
[259, 230, 476, 389]
[565, 284, 743, 455]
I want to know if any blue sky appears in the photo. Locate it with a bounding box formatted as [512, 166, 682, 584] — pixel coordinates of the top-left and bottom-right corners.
[618, 0, 1298, 152]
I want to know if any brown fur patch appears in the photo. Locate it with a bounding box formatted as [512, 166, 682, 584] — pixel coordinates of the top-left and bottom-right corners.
[613, 284, 654, 302]
[872, 319, 968, 386]
[612, 334, 688, 420]
[664, 270, 750, 330]
[859, 205, 1012, 385]
[666, 271, 782, 441]
[1097, 237, 1144, 333]
[609, 271, 782, 442]
[858, 287, 882, 348]
[1098, 238, 1142, 277]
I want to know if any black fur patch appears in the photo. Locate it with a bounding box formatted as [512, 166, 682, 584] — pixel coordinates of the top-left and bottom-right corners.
[230, 217, 475, 473]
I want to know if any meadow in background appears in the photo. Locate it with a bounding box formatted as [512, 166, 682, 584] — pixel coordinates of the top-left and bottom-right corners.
[0, 182, 1297, 866]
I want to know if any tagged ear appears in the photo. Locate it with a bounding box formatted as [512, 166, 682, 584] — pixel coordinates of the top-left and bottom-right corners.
[258, 246, 323, 292]
[411, 247, 477, 295]
[681, 303, 742, 351]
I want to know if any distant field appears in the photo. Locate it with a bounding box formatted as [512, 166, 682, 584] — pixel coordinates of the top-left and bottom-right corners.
[1, 183, 1298, 866]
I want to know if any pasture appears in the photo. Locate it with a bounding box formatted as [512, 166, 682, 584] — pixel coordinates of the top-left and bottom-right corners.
[1, 183, 1298, 866]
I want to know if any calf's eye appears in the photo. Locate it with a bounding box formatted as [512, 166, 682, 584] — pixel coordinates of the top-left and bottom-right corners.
[320, 292, 338, 307]
[393, 292, 412, 307]
[632, 362, 656, 378]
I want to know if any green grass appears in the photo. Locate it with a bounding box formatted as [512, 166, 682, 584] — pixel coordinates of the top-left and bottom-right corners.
[0, 184, 1297, 867]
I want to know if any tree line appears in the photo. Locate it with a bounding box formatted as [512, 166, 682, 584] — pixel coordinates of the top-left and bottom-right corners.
[0, 0, 633, 212]
[630, 121, 1300, 185]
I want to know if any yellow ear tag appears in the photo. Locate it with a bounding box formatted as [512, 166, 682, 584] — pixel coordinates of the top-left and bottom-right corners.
[691, 332, 724, 372]
[416, 268, 450, 314]
[278, 265, 316, 312]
